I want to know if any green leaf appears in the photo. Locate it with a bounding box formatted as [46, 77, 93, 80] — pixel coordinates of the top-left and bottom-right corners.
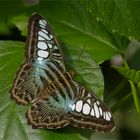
[10, 14, 28, 36]
[113, 59, 140, 119]
[0, 40, 103, 140]
[0, 1, 130, 63]
[0, 1, 26, 35]
[82, 0, 140, 41]
[129, 81, 140, 116]
[62, 44, 104, 99]
[8, 0, 122, 64]
[114, 66, 140, 84]
[0, 21, 11, 35]
[0, 0, 124, 139]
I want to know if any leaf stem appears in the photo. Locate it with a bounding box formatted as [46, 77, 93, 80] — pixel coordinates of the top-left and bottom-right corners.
[129, 80, 140, 114]
[121, 53, 140, 118]
[121, 53, 129, 69]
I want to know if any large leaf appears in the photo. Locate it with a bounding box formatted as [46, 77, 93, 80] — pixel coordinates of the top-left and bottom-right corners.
[82, 0, 140, 41]
[0, 1, 26, 34]
[0, 40, 104, 140]
[4, 0, 123, 64]
[0, 1, 123, 139]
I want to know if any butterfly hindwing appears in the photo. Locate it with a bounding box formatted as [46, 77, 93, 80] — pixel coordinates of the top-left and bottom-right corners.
[65, 82, 115, 132]
[27, 97, 69, 129]
[10, 13, 65, 105]
[26, 82, 73, 129]
[26, 78, 115, 132]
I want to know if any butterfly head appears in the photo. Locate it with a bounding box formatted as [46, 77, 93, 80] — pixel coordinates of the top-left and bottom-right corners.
[68, 69, 76, 77]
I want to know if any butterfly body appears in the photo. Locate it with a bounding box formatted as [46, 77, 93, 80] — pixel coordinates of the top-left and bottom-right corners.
[10, 13, 115, 132]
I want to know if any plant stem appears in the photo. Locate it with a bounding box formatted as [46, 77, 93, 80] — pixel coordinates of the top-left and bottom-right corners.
[129, 80, 140, 115]
[121, 52, 129, 69]
[122, 53, 140, 118]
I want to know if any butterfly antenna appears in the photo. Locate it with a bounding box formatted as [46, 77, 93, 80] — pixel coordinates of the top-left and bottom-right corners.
[74, 41, 87, 68]
[74, 41, 101, 71]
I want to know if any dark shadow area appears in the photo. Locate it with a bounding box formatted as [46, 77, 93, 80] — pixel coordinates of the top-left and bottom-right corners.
[0, 26, 26, 41]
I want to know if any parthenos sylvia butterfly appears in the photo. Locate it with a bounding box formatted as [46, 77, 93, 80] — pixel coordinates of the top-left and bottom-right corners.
[10, 13, 115, 132]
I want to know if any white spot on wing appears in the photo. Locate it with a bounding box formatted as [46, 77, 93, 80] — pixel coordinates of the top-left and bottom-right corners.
[96, 101, 100, 105]
[39, 19, 47, 27]
[90, 109, 95, 116]
[37, 42, 48, 50]
[41, 29, 48, 35]
[54, 46, 58, 50]
[48, 43, 53, 48]
[87, 93, 92, 97]
[94, 102, 100, 118]
[103, 112, 106, 119]
[37, 50, 49, 58]
[105, 112, 111, 121]
[107, 111, 112, 118]
[99, 107, 102, 116]
[39, 24, 46, 29]
[38, 31, 51, 40]
[87, 99, 91, 104]
[83, 103, 90, 115]
[49, 34, 53, 39]
[38, 36, 45, 41]
[42, 19, 47, 24]
[75, 100, 83, 112]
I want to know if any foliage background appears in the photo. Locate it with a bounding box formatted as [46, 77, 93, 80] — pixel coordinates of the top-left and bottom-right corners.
[0, 0, 140, 140]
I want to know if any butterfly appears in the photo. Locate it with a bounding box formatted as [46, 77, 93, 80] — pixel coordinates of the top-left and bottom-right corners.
[10, 13, 115, 132]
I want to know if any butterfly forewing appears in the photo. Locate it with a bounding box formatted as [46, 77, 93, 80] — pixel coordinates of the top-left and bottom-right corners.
[26, 14, 66, 70]
[10, 13, 115, 132]
[10, 13, 65, 105]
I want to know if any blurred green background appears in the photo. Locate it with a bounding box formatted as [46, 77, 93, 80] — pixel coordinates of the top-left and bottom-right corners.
[0, 0, 140, 140]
